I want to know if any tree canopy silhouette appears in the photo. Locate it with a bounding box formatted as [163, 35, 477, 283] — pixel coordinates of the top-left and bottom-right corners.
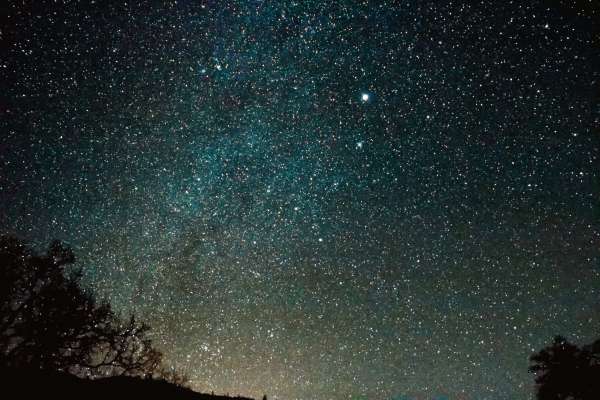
[0, 235, 186, 384]
[529, 335, 600, 400]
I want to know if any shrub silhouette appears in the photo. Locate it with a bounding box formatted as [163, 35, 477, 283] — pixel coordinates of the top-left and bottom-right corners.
[0, 235, 186, 384]
[529, 336, 600, 399]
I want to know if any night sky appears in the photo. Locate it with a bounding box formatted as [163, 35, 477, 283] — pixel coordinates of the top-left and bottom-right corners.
[1, 1, 599, 399]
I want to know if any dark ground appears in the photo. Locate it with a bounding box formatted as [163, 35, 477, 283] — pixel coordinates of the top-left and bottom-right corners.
[1, 368, 254, 400]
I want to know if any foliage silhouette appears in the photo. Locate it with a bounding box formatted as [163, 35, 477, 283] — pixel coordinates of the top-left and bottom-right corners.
[0, 235, 187, 385]
[529, 335, 600, 399]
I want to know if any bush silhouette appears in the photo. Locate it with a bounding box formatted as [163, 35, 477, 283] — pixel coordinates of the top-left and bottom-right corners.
[0, 235, 186, 384]
[529, 336, 600, 399]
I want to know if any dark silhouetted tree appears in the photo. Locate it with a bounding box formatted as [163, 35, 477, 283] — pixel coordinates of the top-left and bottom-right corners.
[0, 236, 186, 384]
[529, 335, 600, 399]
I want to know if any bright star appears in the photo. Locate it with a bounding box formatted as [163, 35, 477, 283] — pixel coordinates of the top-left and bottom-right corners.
[361, 93, 370, 102]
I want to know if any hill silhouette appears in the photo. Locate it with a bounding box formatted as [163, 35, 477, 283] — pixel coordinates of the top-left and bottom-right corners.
[2, 367, 254, 400]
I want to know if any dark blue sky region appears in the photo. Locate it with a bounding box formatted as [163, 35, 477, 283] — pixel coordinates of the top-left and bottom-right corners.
[1, 1, 599, 399]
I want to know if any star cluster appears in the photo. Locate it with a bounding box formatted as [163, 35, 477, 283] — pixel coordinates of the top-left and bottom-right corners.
[1, 1, 599, 399]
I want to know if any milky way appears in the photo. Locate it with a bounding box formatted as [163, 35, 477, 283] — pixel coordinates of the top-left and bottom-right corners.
[1, 1, 599, 399]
